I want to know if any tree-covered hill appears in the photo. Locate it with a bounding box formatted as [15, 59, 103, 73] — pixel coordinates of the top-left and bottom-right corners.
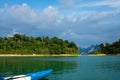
[99, 39, 120, 55]
[0, 34, 79, 55]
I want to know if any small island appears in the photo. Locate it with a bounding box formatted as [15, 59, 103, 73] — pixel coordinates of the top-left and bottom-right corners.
[91, 39, 120, 55]
[0, 34, 80, 56]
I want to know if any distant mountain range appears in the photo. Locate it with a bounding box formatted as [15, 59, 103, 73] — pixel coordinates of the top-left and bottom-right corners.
[80, 45, 99, 55]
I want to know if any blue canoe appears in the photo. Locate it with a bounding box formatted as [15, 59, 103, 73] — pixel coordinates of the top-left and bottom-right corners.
[0, 69, 52, 80]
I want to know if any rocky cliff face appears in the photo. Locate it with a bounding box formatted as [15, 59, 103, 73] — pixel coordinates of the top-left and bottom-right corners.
[80, 45, 99, 55]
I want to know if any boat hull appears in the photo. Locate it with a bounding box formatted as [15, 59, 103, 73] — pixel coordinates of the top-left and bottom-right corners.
[0, 69, 52, 80]
[26, 69, 52, 80]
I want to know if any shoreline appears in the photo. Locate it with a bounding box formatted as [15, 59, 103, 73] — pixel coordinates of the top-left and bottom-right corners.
[0, 54, 81, 57]
[88, 54, 107, 56]
[0, 54, 119, 57]
[86, 54, 120, 56]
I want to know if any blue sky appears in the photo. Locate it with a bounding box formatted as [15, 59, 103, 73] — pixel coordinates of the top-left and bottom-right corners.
[0, 0, 120, 47]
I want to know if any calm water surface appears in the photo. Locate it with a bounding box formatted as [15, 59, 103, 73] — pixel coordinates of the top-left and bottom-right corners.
[0, 56, 120, 80]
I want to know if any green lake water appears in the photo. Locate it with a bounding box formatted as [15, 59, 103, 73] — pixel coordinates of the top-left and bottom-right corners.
[0, 56, 120, 80]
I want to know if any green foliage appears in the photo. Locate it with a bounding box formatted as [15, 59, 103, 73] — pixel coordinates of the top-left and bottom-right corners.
[99, 39, 120, 55]
[0, 34, 79, 55]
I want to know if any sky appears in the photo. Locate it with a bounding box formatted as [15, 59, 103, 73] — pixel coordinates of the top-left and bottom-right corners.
[0, 0, 120, 48]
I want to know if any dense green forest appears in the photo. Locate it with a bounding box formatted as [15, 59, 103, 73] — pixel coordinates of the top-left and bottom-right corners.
[99, 39, 120, 55]
[0, 34, 79, 55]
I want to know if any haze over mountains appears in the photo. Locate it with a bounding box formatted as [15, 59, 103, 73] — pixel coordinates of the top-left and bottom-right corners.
[80, 45, 99, 55]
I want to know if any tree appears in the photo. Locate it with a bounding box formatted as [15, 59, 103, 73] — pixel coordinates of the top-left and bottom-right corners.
[0, 34, 79, 55]
[99, 39, 120, 55]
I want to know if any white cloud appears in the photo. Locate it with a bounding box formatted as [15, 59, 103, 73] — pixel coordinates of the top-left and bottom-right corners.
[37, 5, 60, 28]
[0, 2, 120, 47]
[1, 3, 60, 27]
[6, 3, 38, 24]
[8, 29, 20, 37]
[100, 0, 120, 8]
[88, 11, 120, 22]
[43, 6, 59, 19]
[59, 0, 76, 9]
[81, 0, 120, 8]
[0, 8, 4, 14]
[1, 3, 119, 29]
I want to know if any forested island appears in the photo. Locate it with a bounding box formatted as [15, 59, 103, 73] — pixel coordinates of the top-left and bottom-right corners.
[99, 39, 120, 55]
[91, 39, 120, 55]
[0, 34, 79, 55]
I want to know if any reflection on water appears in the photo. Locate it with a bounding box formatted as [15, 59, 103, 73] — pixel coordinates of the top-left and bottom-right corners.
[98, 61, 120, 72]
[0, 56, 120, 80]
[0, 56, 78, 77]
